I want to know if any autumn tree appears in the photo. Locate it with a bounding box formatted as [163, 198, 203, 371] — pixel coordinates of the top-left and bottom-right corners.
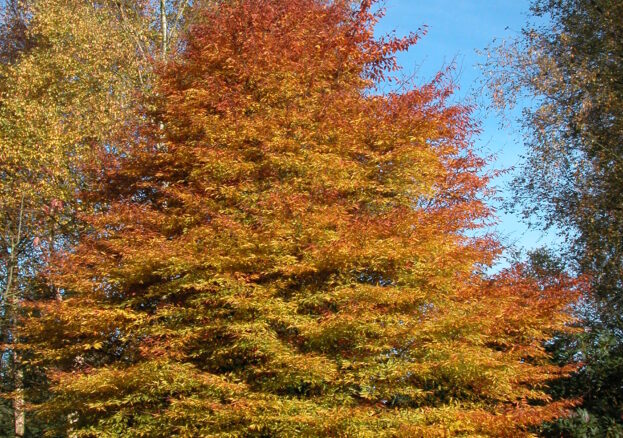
[0, 0, 200, 434]
[31, 1, 579, 436]
[484, 0, 623, 434]
[0, 0, 141, 435]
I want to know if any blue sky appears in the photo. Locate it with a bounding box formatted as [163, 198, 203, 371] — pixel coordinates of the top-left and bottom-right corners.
[375, 0, 558, 260]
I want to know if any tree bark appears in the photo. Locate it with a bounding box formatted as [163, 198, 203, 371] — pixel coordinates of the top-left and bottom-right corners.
[13, 355, 25, 438]
[160, 0, 167, 59]
[5, 195, 25, 438]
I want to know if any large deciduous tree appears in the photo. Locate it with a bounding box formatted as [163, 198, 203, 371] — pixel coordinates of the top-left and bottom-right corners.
[32, 0, 579, 436]
[484, 0, 623, 434]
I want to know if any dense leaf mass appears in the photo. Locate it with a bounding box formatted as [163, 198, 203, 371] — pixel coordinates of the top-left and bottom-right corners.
[0, 0, 142, 434]
[517, 0, 623, 323]
[30, 1, 579, 436]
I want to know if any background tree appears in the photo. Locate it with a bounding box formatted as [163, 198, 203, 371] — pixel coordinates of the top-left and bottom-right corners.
[0, 0, 173, 436]
[29, 1, 581, 436]
[484, 0, 623, 435]
[0, 0, 198, 434]
[0, 0, 200, 435]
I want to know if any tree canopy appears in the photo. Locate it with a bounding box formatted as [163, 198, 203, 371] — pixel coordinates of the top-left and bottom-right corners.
[21, 1, 583, 436]
[0, 0, 142, 434]
[484, 0, 623, 434]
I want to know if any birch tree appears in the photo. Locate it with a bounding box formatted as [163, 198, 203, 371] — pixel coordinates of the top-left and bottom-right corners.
[484, 0, 623, 434]
[0, 0, 140, 434]
[0, 0, 198, 433]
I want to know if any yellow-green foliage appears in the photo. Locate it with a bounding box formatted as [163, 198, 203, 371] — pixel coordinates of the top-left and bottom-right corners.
[0, 0, 142, 433]
[0, 0, 140, 211]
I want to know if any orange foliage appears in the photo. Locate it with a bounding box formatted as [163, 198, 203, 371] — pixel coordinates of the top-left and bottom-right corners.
[29, 1, 579, 436]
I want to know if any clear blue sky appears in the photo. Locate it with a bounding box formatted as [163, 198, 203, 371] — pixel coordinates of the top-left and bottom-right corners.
[375, 0, 558, 261]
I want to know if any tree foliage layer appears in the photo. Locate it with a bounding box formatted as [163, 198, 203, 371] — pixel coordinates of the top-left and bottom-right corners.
[0, 0, 142, 434]
[22, 1, 584, 436]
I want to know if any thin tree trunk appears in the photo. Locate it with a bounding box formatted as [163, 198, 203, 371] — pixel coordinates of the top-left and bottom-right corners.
[5, 195, 25, 438]
[167, 0, 190, 48]
[160, 0, 167, 59]
[13, 355, 24, 438]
